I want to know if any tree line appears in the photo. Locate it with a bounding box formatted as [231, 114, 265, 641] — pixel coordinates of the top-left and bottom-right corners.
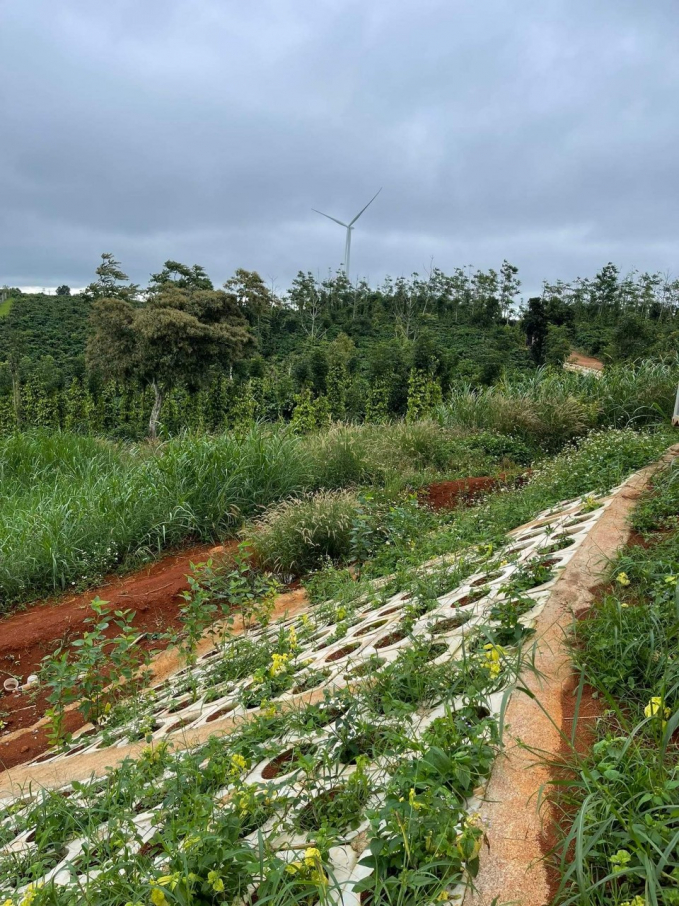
[1, 255, 678, 437]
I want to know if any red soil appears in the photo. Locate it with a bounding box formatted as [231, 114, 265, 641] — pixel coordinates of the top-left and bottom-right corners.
[422, 471, 531, 510]
[541, 669, 603, 901]
[567, 352, 604, 371]
[0, 541, 232, 765]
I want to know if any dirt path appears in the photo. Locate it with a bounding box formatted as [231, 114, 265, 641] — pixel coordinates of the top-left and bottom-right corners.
[565, 351, 604, 373]
[0, 541, 233, 744]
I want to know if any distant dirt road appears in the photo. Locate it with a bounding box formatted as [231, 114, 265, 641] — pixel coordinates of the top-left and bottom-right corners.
[565, 351, 604, 372]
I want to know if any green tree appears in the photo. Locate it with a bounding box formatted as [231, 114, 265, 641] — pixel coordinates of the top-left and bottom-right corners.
[86, 266, 252, 438]
[223, 269, 275, 344]
[149, 260, 213, 291]
[523, 297, 548, 365]
[592, 262, 620, 317]
[499, 260, 521, 320]
[544, 324, 572, 366]
[84, 253, 139, 302]
[609, 313, 657, 361]
[55, 285, 71, 297]
[290, 387, 318, 433]
[406, 369, 442, 421]
[326, 333, 355, 420]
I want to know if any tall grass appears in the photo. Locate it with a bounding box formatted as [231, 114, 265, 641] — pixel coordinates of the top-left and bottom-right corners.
[304, 420, 522, 490]
[0, 427, 313, 605]
[1, 354, 676, 610]
[0, 422, 521, 607]
[438, 360, 679, 450]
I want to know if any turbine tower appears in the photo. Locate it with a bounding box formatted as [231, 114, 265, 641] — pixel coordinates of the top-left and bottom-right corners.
[312, 188, 382, 279]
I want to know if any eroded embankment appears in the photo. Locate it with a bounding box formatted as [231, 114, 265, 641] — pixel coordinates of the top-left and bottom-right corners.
[0, 541, 239, 766]
[465, 444, 679, 906]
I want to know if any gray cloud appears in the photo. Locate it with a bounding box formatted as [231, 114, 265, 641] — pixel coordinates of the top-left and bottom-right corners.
[1, 0, 679, 295]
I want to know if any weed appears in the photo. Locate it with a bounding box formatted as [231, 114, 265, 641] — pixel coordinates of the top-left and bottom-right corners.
[40, 597, 152, 745]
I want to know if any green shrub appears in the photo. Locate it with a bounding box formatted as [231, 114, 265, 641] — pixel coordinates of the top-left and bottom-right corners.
[247, 490, 360, 575]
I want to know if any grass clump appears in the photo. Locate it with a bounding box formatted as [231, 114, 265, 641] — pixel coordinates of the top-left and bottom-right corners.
[249, 490, 359, 575]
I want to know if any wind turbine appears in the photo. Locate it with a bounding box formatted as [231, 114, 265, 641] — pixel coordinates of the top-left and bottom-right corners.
[313, 188, 382, 279]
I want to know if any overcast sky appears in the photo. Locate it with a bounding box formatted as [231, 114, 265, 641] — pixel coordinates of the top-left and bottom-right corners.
[1, 0, 678, 296]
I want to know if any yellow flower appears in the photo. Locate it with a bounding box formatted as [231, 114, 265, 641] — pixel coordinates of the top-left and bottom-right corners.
[481, 643, 504, 678]
[436, 892, 450, 902]
[665, 575, 677, 586]
[301, 614, 310, 627]
[150, 889, 168, 906]
[304, 846, 322, 867]
[644, 696, 670, 721]
[619, 897, 645, 906]
[269, 652, 290, 677]
[616, 572, 630, 586]
[311, 868, 328, 886]
[230, 753, 248, 774]
[408, 788, 422, 810]
[207, 871, 224, 893]
[19, 886, 41, 906]
[288, 626, 298, 650]
[156, 873, 180, 891]
[336, 606, 347, 621]
[286, 860, 302, 875]
[2, 899, 13, 906]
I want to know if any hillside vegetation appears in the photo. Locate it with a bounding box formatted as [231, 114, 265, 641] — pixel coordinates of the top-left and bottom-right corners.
[2, 258, 679, 437]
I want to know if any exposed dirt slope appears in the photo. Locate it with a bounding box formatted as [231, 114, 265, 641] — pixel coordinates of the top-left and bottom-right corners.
[0, 542, 228, 744]
[422, 472, 531, 511]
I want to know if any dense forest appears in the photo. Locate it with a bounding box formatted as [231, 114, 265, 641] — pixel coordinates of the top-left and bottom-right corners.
[0, 257, 678, 437]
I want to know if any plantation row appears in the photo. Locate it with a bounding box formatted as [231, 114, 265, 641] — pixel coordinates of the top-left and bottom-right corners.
[0, 370, 444, 439]
[0, 359, 676, 443]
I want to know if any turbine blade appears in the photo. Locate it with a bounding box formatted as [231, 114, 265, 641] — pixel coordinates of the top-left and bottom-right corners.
[312, 209, 349, 228]
[349, 187, 382, 226]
